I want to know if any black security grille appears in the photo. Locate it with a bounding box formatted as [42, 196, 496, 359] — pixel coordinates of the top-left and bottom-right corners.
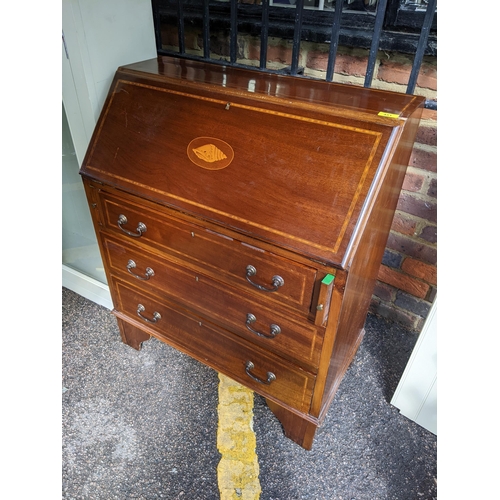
[152, 0, 437, 109]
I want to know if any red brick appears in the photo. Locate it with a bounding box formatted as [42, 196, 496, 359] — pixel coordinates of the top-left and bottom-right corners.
[306, 50, 329, 72]
[419, 225, 437, 244]
[377, 265, 429, 299]
[306, 50, 369, 76]
[377, 59, 412, 86]
[395, 290, 431, 317]
[416, 62, 437, 91]
[401, 258, 437, 285]
[386, 232, 437, 265]
[371, 300, 423, 331]
[415, 125, 437, 147]
[409, 148, 437, 172]
[247, 40, 261, 63]
[422, 108, 437, 121]
[373, 281, 397, 302]
[266, 42, 293, 65]
[334, 53, 367, 77]
[369, 297, 381, 316]
[427, 178, 437, 198]
[397, 192, 437, 223]
[376, 58, 436, 91]
[402, 172, 425, 192]
[391, 212, 417, 236]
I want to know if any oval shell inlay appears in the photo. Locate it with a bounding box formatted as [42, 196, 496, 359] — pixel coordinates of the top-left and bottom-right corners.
[187, 137, 234, 170]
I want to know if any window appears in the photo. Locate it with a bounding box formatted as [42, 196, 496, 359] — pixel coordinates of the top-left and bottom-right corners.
[269, 0, 379, 13]
[152, 0, 436, 56]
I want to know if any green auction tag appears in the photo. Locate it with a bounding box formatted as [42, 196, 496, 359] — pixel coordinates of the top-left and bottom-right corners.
[321, 274, 335, 286]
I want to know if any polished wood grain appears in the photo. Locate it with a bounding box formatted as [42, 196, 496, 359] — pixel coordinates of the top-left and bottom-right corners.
[82, 67, 413, 265]
[124, 56, 421, 122]
[97, 187, 318, 314]
[101, 232, 325, 371]
[113, 278, 316, 413]
[80, 55, 424, 450]
[116, 318, 151, 351]
[317, 107, 424, 421]
[266, 398, 319, 451]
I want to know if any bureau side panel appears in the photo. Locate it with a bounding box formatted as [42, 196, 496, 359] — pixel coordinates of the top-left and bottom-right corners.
[315, 109, 423, 419]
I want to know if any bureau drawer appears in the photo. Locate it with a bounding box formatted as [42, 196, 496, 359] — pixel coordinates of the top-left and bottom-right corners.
[102, 233, 323, 371]
[98, 189, 317, 314]
[112, 279, 316, 413]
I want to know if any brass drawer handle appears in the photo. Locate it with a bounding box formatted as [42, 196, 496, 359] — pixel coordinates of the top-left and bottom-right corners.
[246, 313, 281, 339]
[127, 259, 155, 281]
[137, 304, 161, 324]
[117, 214, 147, 238]
[245, 361, 276, 385]
[245, 265, 284, 292]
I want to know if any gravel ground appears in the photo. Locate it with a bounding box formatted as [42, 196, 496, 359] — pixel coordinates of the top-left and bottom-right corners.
[62, 287, 437, 499]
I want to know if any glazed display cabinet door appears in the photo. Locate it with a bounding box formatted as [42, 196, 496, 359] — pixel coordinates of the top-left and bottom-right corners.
[62, 103, 108, 286]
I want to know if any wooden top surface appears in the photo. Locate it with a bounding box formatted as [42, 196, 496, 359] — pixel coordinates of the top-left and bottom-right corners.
[121, 56, 422, 121]
[81, 56, 424, 267]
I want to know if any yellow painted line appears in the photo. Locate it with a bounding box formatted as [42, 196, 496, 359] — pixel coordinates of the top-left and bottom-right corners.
[217, 373, 261, 500]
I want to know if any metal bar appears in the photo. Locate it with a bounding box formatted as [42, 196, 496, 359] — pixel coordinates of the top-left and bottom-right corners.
[364, 0, 388, 88]
[425, 99, 437, 110]
[326, 0, 344, 82]
[406, 0, 437, 94]
[157, 49, 300, 76]
[290, 0, 305, 75]
[260, 0, 270, 70]
[202, 0, 210, 59]
[177, 0, 185, 55]
[230, 0, 238, 63]
[152, 1, 162, 52]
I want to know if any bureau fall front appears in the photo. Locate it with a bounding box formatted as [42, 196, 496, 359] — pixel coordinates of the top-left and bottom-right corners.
[80, 56, 423, 450]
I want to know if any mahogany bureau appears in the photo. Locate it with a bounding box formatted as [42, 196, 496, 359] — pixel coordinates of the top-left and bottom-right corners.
[80, 56, 424, 450]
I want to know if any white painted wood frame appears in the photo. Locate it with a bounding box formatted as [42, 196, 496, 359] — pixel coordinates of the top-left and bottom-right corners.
[62, 0, 156, 307]
[391, 298, 437, 435]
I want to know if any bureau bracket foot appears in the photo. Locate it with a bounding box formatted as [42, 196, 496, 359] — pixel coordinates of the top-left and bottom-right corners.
[116, 316, 151, 351]
[265, 399, 318, 450]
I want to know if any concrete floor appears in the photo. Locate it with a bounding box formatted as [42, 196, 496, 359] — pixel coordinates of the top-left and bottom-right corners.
[62, 287, 437, 499]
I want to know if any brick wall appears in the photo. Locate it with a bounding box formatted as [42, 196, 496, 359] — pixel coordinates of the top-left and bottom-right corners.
[161, 29, 438, 332]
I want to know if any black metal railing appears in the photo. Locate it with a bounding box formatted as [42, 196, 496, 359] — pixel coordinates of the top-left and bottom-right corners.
[152, 0, 437, 109]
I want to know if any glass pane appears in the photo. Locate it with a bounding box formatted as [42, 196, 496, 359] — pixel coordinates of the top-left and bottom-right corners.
[402, 0, 431, 10]
[62, 102, 107, 284]
[270, 0, 379, 10]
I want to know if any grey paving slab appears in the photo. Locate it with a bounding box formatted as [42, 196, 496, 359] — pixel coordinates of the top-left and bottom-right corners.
[62, 287, 437, 499]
